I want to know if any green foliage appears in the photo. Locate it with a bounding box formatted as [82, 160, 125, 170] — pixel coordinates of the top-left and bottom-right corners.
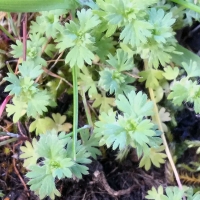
[137, 8, 177, 69]
[94, 91, 166, 169]
[146, 186, 200, 200]
[168, 61, 200, 113]
[78, 66, 98, 98]
[4, 1, 200, 199]
[163, 66, 179, 80]
[92, 93, 115, 113]
[4, 61, 54, 122]
[30, 9, 69, 38]
[11, 34, 47, 66]
[29, 113, 72, 135]
[20, 130, 92, 199]
[139, 68, 164, 89]
[139, 144, 166, 170]
[80, 128, 101, 159]
[98, 49, 135, 95]
[146, 186, 185, 200]
[56, 9, 100, 68]
[0, 191, 4, 198]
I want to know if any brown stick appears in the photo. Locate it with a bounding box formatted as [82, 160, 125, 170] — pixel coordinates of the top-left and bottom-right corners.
[93, 170, 138, 197]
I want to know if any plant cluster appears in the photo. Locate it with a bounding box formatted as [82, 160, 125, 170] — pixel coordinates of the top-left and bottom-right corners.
[1, 0, 200, 199]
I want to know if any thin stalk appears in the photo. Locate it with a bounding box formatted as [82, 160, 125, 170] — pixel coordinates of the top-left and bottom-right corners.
[81, 88, 94, 128]
[148, 88, 184, 190]
[171, 0, 200, 14]
[0, 24, 15, 42]
[144, 61, 185, 199]
[72, 65, 78, 161]
[0, 138, 17, 146]
[59, 125, 91, 139]
[7, 13, 18, 37]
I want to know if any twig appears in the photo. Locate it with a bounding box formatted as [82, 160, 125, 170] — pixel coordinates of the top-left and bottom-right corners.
[42, 67, 73, 87]
[93, 170, 138, 197]
[12, 141, 29, 195]
[144, 60, 185, 200]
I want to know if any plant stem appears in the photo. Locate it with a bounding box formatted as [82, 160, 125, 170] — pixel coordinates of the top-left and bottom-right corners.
[171, 0, 200, 14]
[148, 88, 183, 190]
[59, 125, 91, 139]
[144, 60, 185, 199]
[72, 65, 78, 161]
[7, 13, 18, 37]
[81, 88, 94, 128]
[0, 24, 15, 42]
[0, 138, 17, 146]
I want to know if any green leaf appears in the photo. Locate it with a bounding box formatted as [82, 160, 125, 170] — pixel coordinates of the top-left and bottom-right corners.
[78, 66, 98, 98]
[106, 49, 134, 72]
[92, 93, 115, 113]
[20, 139, 39, 169]
[146, 185, 185, 200]
[65, 139, 91, 178]
[182, 60, 200, 78]
[0, 190, 4, 197]
[120, 20, 152, 47]
[29, 113, 72, 135]
[146, 186, 168, 200]
[29, 117, 55, 135]
[163, 66, 179, 80]
[168, 78, 194, 106]
[77, 8, 101, 32]
[56, 9, 100, 68]
[19, 61, 43, 79]
[27, 90, 51, 118]
[4, 73, 21, 95]
[10, 40, 23, 58]
[51, 113, 72, 132]
[99, 68, 135, 95]
[116, 91, 153, 118]
[170, 44, 200, 66]
[30, 10, 68, 38]
[139, 145, 166, 170]
[6, 97, 27, 123]
[27, 165, 61, 200]
[80, 129, 102, 159]
[139, 69, 164, 89]
[65, 45, 95, 68]
[36, 130, 65, 159]
[94, 92, 157, 151]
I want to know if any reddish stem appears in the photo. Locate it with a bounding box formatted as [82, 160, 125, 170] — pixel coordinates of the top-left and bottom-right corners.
[0, 95, 12, 118]
[23, 14, 27, 61]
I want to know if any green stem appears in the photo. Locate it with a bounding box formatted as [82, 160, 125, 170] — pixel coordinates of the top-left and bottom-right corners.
[171, 0, 200, 14]
[59, 125, 91, 139]
[0, 138, 17, 146]
[0, 24, 15, 42]
[7, 13, 18, 37]
[144, 60, 185, 199]
[81, 88, 94, 128]
[72, 65, 78, 161]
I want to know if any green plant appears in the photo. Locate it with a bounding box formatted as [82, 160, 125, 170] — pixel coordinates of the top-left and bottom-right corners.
[1, 0, 200, 199]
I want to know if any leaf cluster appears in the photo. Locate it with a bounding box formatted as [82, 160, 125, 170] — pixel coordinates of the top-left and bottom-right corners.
[94, 90, 166, 170]
[20, 129, 99, 199]
[4, 61, 54, 122]
[146, 185, 200, 200]
[168, 60, 200, 113]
